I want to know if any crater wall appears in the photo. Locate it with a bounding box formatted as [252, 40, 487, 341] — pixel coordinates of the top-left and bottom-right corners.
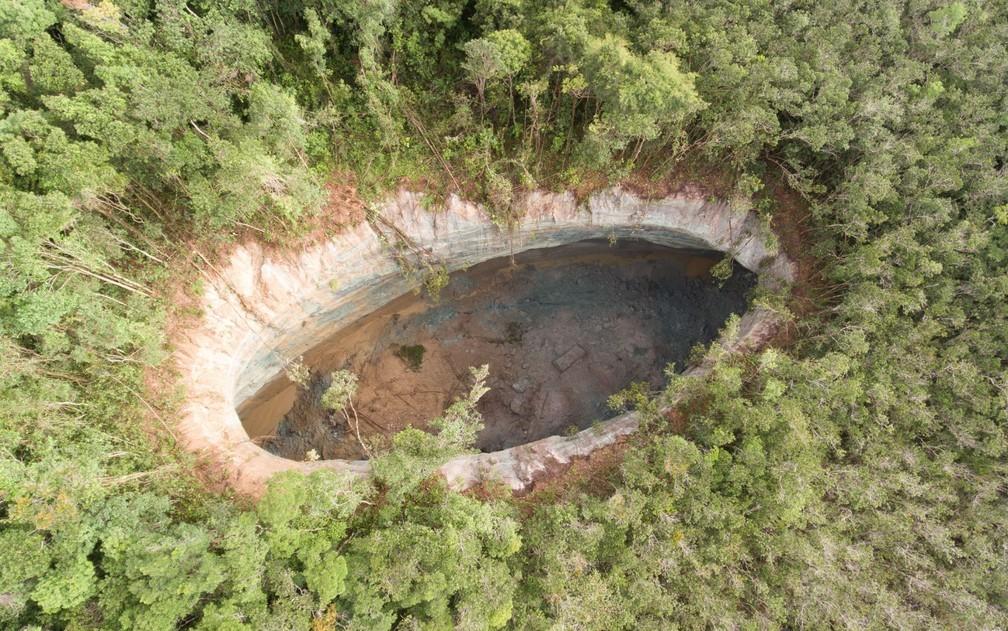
[174, 187, 795, 496]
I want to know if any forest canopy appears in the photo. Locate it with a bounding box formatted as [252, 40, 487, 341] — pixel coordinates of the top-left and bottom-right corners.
[1, 0, 1006, 629]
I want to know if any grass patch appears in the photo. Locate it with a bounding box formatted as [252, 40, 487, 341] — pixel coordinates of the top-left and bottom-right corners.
[394, 344, 426, 371]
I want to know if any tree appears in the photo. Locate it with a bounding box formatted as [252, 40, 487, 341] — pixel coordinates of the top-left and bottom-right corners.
[462, 29, 531, 112]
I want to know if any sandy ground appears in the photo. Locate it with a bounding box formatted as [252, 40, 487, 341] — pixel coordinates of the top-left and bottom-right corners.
[240, 239, 755, 460]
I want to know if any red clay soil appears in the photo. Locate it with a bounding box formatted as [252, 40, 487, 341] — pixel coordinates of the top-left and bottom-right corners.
[142, 173, 368, 495]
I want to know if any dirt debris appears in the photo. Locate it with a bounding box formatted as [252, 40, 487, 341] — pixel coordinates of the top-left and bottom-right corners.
[553, 344, 586, 372]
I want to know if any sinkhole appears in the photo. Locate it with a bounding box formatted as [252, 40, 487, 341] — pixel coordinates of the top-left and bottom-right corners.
[175, 188, 794, 495]
[238, 239, 756, 460]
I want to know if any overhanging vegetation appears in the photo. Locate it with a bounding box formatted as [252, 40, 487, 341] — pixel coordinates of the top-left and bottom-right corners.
[1, 0, 1005, 629]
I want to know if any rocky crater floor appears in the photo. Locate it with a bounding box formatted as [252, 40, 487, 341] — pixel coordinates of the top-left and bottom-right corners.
[240, 239, 756, 460]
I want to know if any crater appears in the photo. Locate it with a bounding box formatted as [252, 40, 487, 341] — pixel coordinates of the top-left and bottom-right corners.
[239, 239, 756, 460]
[174, 187, 795, 496]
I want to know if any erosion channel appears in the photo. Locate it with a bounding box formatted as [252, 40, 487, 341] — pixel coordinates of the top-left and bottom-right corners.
[239, 239, 756, 460]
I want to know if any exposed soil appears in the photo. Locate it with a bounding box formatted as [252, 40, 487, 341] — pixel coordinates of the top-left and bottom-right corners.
[239, 239, 756, 460]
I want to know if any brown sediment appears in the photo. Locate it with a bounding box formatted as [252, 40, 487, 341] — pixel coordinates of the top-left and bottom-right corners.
[243, 240, 756, 460]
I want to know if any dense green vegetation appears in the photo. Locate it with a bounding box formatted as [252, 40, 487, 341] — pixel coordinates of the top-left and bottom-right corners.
[2, 0, 1006, 628]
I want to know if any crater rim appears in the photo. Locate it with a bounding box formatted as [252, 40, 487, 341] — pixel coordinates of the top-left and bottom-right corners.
[174, 186, 795, 496]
